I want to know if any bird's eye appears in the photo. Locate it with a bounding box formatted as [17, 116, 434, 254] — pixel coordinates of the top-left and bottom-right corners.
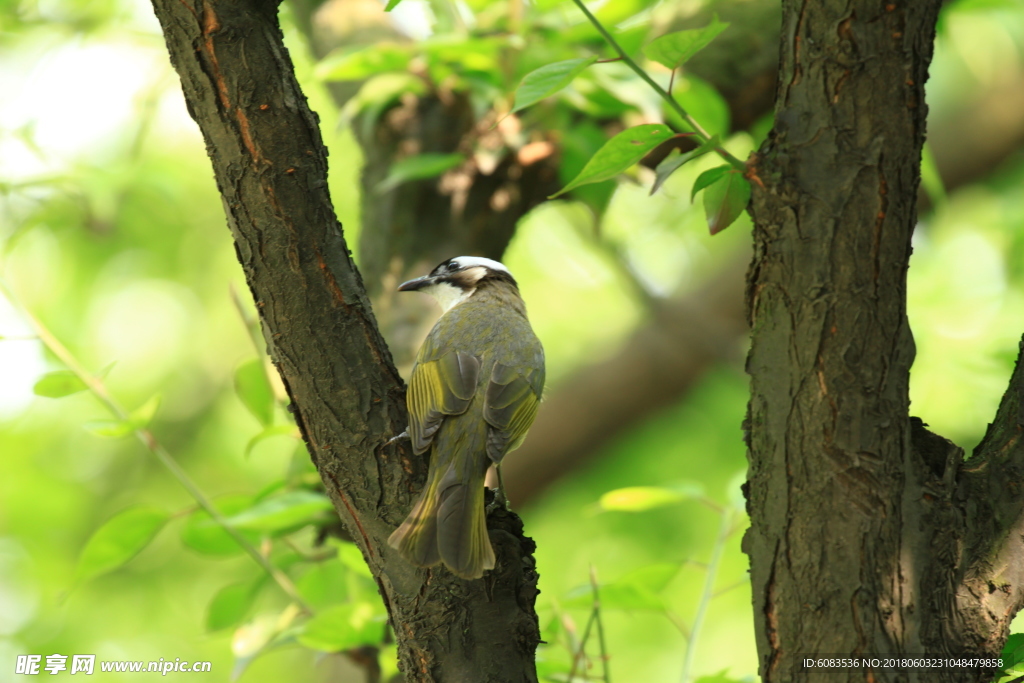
[448, 261, 459, 270]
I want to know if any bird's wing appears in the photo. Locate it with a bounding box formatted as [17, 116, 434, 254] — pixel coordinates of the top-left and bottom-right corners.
[407, 350, 480, 454]
[483, 362, 545, 463]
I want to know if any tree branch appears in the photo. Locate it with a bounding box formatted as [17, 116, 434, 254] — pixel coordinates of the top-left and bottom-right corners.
[148, 1, 540, 679]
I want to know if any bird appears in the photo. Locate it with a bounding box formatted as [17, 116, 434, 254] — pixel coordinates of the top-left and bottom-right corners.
[387, 256, 545, 579]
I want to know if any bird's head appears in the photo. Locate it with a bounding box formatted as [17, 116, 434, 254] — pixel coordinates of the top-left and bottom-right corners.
[398, 256, 518, 312]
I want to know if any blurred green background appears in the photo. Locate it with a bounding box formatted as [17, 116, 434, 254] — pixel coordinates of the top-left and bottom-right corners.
[2, 0, 1024, 681]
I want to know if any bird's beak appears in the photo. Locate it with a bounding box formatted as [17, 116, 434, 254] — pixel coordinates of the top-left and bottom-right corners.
[398, 275, 434, 292]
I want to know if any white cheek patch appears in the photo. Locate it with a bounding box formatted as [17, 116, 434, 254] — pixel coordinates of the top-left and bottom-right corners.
[425, 281, 473, 313]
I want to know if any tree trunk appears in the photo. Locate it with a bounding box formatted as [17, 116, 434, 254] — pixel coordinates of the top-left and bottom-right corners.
[745, 2, 1024, 682]
[148, 1, 541, 680]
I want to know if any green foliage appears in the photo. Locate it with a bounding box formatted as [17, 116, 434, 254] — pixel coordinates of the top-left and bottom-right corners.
[181, 495, 261, 556]
[552, 124, 678, 197]
[223, 490, 334, 533]
[643, 16, 730, 70]
[510, 57, 599, 114]
[206, 579, 263, 632]
[598, 483, 703, 512]
[33, 369, 87, 397]
[83, 394, 160, 438]
[234, 358, 274, 427]
[703, 170, 752, 235]
[375, 153, 465, 193]
[297, 602, 388, 652]
[75, 506, 170, 583]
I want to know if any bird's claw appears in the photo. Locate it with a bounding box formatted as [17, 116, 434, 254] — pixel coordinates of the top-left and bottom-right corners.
[383, 430, 410, 448]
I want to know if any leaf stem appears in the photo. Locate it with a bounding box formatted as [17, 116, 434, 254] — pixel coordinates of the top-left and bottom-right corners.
[570, 0, 744, 170]
[0, 278, 312, 614]
[681, 508, 733, 683]
[590, 565, 612, 683]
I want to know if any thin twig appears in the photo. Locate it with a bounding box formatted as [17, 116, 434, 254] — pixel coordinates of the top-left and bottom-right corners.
[571, 0, 744, 170]
[590, 565, 611, 683]
[0, 278, 312, 614]
[681, 508, 733, 683]
[567, 606, 597, 683]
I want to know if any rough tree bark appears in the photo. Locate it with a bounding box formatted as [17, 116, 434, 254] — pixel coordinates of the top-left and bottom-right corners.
[745, 2, 1024, 682]
[149, 1, 541, 680]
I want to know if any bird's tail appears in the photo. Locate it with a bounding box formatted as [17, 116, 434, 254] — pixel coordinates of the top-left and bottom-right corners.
[388, 461, 495, 579]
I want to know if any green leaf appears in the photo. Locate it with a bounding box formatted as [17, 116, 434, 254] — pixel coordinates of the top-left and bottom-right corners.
[599, 483, 702, 512]
[84, 394, 162, 438]
[180, 495, 259, 556]
[383, 0, 403, 10]
[222, 490, 334, 532]
[83, 419, 134, 438]
[206, 579, 262, 632]
[999, 633, 1024, 675]
[565, 563, 681, 612]
[665, 75, 731, 137]
[296, 561, 349, 609]
[703, 170, 751, 235]
[235, 358, 274, 427]
[920, 142, 947, 208]
[337, 542, 373, 578]
[510, 57, 598, 114]
[644, 15, 729, 70]
[315, 43, 413, 81]
[375, 153, 465, 194]
[650, 135, 719, 196]
[75, 506, 169, 583]
[691, 165, 732, 201]
[245, 424, 300, 458]
[551, 124, 677, 198]
[33, 370, 87, 398]
[297, 602, 388, 652]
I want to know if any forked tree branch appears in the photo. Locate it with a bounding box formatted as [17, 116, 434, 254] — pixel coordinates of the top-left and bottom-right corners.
[148, 1, 541, 680]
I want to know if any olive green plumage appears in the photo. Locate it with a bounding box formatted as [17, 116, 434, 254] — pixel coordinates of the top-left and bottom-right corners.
[388, 264, 544, 579]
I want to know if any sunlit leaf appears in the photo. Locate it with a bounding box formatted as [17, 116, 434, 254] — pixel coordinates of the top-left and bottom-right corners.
[617, 563, 680, 593]
[599, 483, 702, 512]
[383, 0, 403, 10]
[245, 424, 300, 458]
[650, 135, 719, 195]
[315, 43, 412, 81]
[665, 75, 731, 137]
[704, 170, 751, 235]
[298, 602, 388, 652]
[85, 394, 162, 438]
[181, 495, 259, 556]
[222, 490, 334, 532]
[510, 57, 598, 114]
[83, 419, 134, 438]
[998, 633, 1024, 676]
[235, 358, 274, 427]
[33, 370, 86, 398]
[375, 153, 464, 194]
[551, 124, 678, 198]
[75, 506, 169, 583]
[691, 165, 731, 201]
[130, 394, 161, 427]
[207, 579, 262, 632]
[337, 542, 373, 578]
[644, 15, 729, 70]
[297, 561, 349, 609]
